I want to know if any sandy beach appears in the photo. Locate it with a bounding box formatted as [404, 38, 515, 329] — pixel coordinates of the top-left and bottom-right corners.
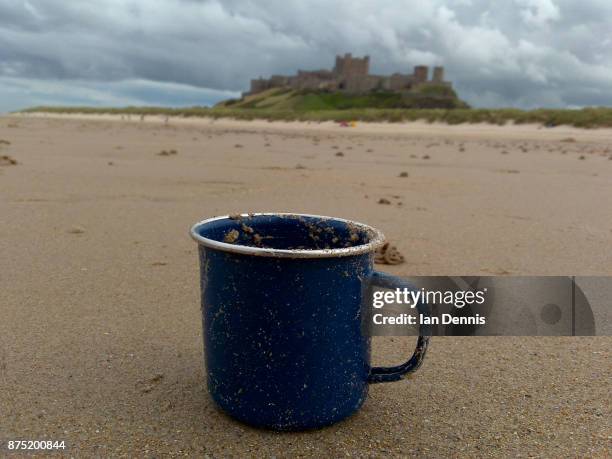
[1, 114, 610, 457]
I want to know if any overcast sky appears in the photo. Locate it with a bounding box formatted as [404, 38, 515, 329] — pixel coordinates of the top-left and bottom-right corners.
[1, 0, 611, 112]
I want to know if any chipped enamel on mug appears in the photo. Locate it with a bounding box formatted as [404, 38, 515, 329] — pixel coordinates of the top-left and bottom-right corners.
[190, 213, 431, 430]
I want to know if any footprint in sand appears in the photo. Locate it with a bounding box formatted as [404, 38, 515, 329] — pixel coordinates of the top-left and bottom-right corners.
[137, 373, 165, 394]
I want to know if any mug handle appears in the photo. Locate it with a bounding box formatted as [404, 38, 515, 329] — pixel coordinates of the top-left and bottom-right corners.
[367, 271, 432, 383]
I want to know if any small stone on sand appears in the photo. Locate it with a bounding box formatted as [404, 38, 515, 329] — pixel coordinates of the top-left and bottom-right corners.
[150, 373, 164, 383]
[0, 155, 17, 166]
[374, 242, 405, 265]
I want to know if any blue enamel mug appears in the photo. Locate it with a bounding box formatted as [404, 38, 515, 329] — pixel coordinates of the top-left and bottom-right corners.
[190, 213, 430, 430]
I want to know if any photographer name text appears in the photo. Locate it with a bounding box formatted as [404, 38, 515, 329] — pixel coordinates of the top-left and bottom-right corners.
[372, 287, 488, 326]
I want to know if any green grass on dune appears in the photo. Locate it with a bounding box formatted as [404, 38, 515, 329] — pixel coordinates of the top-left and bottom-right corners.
[18, 104, 612, 129]
[19, 105, 213, 117]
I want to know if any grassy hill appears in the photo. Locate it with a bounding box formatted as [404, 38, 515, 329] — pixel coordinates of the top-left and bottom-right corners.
[216, 85, 469, 110]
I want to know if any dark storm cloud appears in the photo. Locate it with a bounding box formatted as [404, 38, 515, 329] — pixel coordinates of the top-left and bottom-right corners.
[1, 0, 611, 111]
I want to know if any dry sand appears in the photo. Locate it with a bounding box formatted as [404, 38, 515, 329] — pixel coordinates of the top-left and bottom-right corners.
[1, 114, 610, 457]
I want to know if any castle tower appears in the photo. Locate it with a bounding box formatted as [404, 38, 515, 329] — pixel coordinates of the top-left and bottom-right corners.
[362, 55, 370, 75]
[414, 65, 428, 84]
[334, 53, 370, 77]
[334, 55, 342, 74]
[432, 66, 445, 83]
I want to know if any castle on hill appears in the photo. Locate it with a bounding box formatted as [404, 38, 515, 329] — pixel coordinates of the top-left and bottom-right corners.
[246, 53, 450, 96]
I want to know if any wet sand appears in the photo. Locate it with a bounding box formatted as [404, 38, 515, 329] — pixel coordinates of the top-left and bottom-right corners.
[1, 114, 610, 457]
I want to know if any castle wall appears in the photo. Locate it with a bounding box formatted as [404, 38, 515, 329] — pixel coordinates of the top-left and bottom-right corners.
[291, 70, 334, 90]
[249, 78, 270, 94]
[269, 75, 290, 87]
[342, 75, 381, 92]
[386, 73, 414, 91]
[246, 55, 449, 96]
